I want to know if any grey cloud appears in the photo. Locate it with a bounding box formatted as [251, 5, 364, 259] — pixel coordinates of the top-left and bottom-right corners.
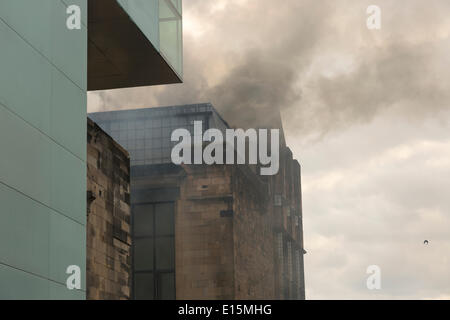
[88, 0, 331, 128]
[301, 41, 450, 136]
[89, 0, 450, 139]
[300, 110, 450, 299]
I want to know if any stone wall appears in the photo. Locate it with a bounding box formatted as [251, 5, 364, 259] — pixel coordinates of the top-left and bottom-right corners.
[176, 165, 236, 300]
[86, 118, 131, 300]
[139, 156, 305, 300]
[231, 166, 276, 300]
[270, 147, 305, 300]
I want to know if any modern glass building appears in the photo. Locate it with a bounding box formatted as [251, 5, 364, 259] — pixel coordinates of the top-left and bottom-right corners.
[90, 104, 228, 166]
[0, 0, 182, 300]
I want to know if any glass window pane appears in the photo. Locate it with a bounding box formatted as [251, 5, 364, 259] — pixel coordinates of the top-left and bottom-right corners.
[159, 272, 175, 300]
[155, 203, 174, 236]
[135, 238, 154, 271]
[159, 0, 183, 76]
[134, 204, 154, 237]
[134, 273, 154, 300]
[155, 237, 175, 270]
[168, 0, 182, 15]
[160, 1, 176, 19]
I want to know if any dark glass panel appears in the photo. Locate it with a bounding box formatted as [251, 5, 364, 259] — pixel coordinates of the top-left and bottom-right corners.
[155, 203, 175, 236]
[134, 204, 154, 237]
[159, 272, 175, 300]
[134, 238, 154, 271]
[155, 237, 175, 270]
[134, 273, 154, 300]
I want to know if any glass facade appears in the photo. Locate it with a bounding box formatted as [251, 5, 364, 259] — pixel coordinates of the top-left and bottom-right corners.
[116, 0, 183, 78]
[0, 0, 87, 299]
[89, 104, 228, 166]
[159, 0, 183, 76]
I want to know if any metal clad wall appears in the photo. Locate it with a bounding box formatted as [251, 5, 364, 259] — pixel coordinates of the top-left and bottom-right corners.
[0, 0, 87, 299]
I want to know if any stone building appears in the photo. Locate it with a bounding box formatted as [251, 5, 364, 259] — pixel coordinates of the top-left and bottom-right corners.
[89, 104, 305, 300]
[86, 118, 132, 300]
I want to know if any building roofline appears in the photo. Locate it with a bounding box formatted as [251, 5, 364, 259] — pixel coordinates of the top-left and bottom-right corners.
[89, 103, 232, 128]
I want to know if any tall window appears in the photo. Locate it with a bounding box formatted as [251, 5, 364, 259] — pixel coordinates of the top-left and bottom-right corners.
[133, 202, 175, 300]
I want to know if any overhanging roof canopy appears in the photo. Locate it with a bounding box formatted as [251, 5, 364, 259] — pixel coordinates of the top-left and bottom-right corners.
[88, 0, 182, 91]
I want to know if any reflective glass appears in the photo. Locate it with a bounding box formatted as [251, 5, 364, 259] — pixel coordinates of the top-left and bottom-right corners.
[156, 237, 175, 270]
[134, 238, 154, 271]
[134, 273, 154, 300]
[134, 204, 154, 237]
[159, 0, 183, 76]
[155, 203, 175, 236]
[159, 272, 175, 299]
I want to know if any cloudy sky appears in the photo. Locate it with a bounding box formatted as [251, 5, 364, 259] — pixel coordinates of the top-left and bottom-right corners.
[88, 0, 450, 299]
